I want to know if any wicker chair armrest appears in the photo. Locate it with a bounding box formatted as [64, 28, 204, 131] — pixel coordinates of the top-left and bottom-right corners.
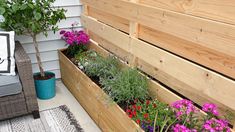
[15, 41, 39, 112]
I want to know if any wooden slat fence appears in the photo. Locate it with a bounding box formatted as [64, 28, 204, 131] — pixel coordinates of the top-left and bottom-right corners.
[80, 0, 235, 129]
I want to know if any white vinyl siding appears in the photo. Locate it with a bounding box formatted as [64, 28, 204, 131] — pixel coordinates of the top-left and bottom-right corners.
[16, 0, 82, 78]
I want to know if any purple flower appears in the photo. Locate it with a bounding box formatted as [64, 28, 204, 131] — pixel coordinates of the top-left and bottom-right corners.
[148, 125, 154, 132]
[202, 103, 219, 116]
[59, 30, 66, 34]
[173, 124, 197, 132]
[66, 39, 73, 45]
[172, 99, 197, 118]
[60, 29, 89, 46]
[203, 119, 230, 132]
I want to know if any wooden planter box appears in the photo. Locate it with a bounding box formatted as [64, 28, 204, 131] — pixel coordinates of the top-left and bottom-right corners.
[59, 42, 225, 131]
[58, 43, 143, 131]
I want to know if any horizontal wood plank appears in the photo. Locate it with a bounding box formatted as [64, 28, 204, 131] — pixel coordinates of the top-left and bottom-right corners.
[139, 25, 235, 79]
[88, 7, 130, 33]
[81, 15, 235, 123]
[132, 38, 235, 118]
[81, 15, 130, 51]
[81, 0, 235, 66]
[139, 0, 235, 26]
[89, 31, 131, 62]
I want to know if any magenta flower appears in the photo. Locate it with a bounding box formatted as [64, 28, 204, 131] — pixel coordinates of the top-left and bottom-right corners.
[203, 119, 230, 132]
[66, 39, 73, 45]
[60, 29, 89, 46]
[172, 99, 197, 118]
[202, 103, 219, 116]
[173, 124, 197, 132]
[60, 30, 66, 34]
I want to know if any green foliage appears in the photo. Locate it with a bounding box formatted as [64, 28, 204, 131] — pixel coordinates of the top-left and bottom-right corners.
[77, 50, 149, 105]
[79, 52, 120, 80]
[67, 44, 87, 58]
[101, 68, 149, 104]
[128, 100, 176, 131]
[0, 0, 66, 36]
[0, 0, 66, 77]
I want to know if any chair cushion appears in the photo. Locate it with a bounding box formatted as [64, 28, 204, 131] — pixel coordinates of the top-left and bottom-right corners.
[0, 74, 22, 97]
[0, 31, 16, 76]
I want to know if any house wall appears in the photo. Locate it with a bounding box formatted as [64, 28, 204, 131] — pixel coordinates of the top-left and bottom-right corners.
[15, 0, 83, 78]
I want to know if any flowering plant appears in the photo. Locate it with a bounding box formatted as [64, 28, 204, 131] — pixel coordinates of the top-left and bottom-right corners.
[126, 99, 176, 132]
[171, 99, 199, 129]
[60, 24, 89, 57]
[127, 99, 231, 132]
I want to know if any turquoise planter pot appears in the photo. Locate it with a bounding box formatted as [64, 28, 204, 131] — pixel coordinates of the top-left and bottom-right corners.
[34, 72, 56, 100]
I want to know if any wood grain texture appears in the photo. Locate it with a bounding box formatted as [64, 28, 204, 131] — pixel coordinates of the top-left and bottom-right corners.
[88, 7, 130, 33]
[59, 49, 142, 132]
[132, 38, 235, 120]
[139, 25, 235, 79]
[81, 0, 235, 64]
[81, 15, 130, 52]
[89, 31, 131, 62]
[81, 15, 235, 123]
[139, 0, 235, 25]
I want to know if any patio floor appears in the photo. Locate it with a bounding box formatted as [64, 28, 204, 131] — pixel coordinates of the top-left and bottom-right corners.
[37, 80, 101, 132]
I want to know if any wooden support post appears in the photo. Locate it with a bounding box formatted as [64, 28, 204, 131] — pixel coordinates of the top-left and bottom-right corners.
[83, 5, 89, 15]
[128, 0, 139, 67]
[233, 122, 235, 131]
[83, 5, 89, 34]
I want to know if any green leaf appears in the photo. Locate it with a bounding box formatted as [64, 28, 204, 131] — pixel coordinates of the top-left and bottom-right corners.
[28, 4, 34, 9]
[12, 4, 19, 12]
[20, 4, 27, 10]
[31, 23, 37, 32]
[34, 12, 41, 20]
[0, 7, 5, 15]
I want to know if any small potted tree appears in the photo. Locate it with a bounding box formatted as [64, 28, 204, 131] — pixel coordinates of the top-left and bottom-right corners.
[0, 0, 66, 99]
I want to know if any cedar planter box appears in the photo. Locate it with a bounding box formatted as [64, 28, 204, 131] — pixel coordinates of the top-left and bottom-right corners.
[58, 43, 143, 132]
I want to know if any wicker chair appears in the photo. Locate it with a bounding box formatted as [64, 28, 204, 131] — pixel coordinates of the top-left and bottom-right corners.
[0, 41, 39, 120]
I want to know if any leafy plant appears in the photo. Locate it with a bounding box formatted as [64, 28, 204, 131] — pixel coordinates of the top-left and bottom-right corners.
[101, 68, 149, 104]
[127, 100, 176, 132]
[0, 0, 66, 77]
[127, 99, 231, 132]
[80, 53, 120, 80]
[60, 26, 89, 57]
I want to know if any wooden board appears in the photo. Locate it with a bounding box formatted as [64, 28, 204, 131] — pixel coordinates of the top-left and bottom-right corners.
[88, 7, 130, 33]
[59, 50, 101, 124]
[139, 25, 235, 79]
[81, 0, 235, 80]
[81, 0, 235, 55]
[58, 49, 142, 132]
[89, 31, 132, 63]
[81, 15, 130, 52]
[132, 38, 235, 120]
[89, 40, 215, 122]
[81, 15, 235, 124]
[139, 0, 235, 26]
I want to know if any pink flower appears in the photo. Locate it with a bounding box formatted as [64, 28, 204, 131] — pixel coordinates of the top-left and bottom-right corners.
[172, 99, 197, 117]
[60, 29, 89, 46]
[202, 103, 219, 116]
[66, 39, 73, 45]
[173, 124, 197, 132]
[203, 119, 230, 132]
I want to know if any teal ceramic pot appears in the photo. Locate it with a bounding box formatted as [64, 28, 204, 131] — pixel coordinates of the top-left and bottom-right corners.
[34, 71, 56, 100]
